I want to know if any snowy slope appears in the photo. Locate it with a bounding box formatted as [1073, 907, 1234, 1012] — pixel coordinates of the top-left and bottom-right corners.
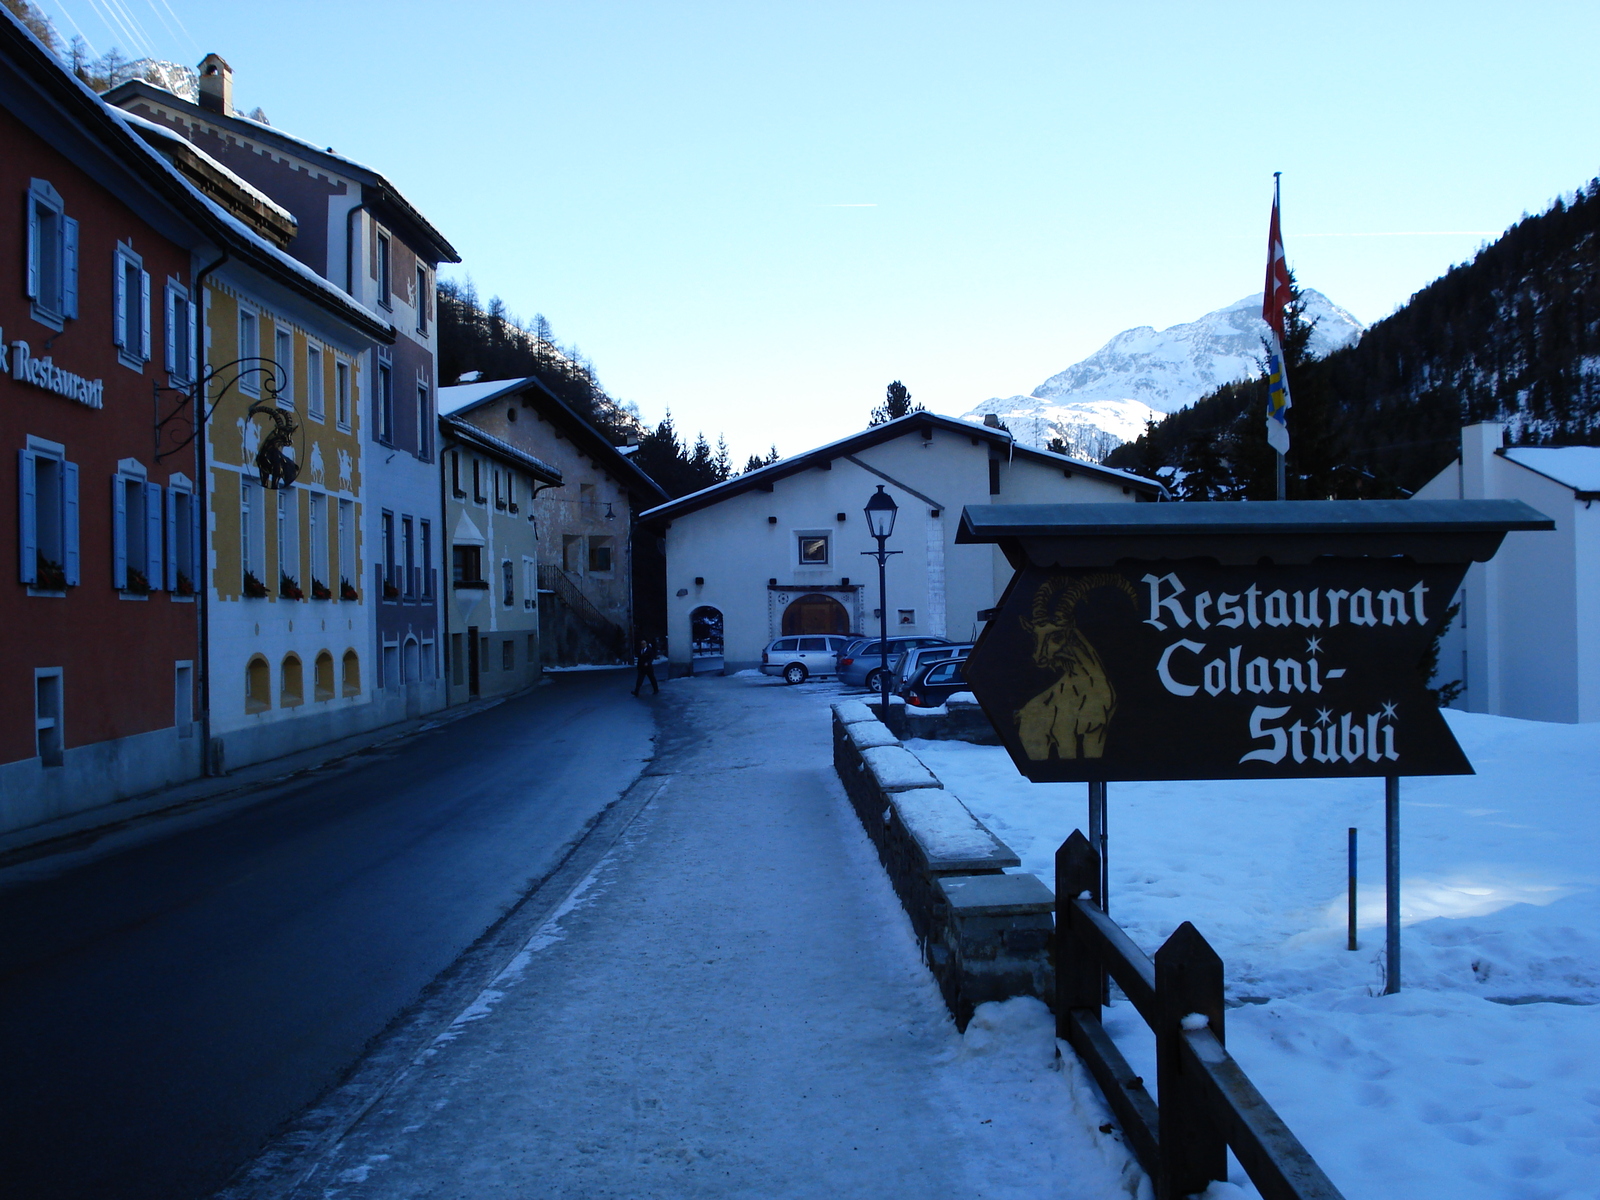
[962, 291, 1364, 460]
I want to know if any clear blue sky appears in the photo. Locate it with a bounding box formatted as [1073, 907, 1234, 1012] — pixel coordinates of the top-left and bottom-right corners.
[38, 0, 1600, 463]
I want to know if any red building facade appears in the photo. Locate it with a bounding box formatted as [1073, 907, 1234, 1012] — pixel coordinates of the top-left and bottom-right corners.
[0, 23, 204, 833]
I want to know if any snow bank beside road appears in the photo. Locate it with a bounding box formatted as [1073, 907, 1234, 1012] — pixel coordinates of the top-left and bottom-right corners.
[910, 711, 1600, 1199]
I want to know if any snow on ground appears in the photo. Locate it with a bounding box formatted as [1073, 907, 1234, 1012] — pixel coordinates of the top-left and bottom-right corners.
[909, 711, 1600, 1200]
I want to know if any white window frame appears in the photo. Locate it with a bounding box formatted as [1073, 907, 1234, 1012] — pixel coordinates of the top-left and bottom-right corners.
[415, 263, 429, 333]
[238, 306, 261, 396]
[273, 325, 294, 410]
[376, 355, 394, 444]
[335, 358, 352, 430]
[416, 381, 431, 460]
[375, 228, 392, 309]
[306, 343, 325, 422]
[522, 556, 537, 611]
[26, 179, 77, 330]
[18, 435, 79, 593]
[308, 490, 329, 591]
[338, 498, 356, 592]
[113, 243, 151, 371]
[241, 477, 266, 588]
[163, 279, 195, 385]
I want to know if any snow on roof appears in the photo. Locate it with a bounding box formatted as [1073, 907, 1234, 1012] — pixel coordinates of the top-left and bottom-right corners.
[438, 378, 530, 416]
[118, 107, 296, 226]
[1502, 446, 1600, 494]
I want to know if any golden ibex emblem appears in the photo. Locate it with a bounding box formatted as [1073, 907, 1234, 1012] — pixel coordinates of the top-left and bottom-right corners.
[1016, 573, 1135, 760]
[247, 398, 300, 489]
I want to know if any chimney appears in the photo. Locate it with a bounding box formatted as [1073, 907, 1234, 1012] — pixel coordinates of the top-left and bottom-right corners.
[198, 54, 232, 115]
[983, 413, 1002, 429]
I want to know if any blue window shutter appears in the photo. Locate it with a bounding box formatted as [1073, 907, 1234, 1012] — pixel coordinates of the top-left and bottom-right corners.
[112, 475, 127, 590]
[18, 450, 36, 584]
[62, 461, 79, 586]
[113, 255, 127, 349]
[146, 482, 164, 588]
[62, 216, 78, 319]
[187, 297, 198, 384]
[164, 286, 177, 373]
[191, 487, 201, 592]
[139, 270, 152, 361]
[165, 486, 178, 590]
[25, 199, 39, 300]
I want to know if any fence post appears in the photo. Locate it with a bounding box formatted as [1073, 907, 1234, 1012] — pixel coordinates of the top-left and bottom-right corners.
[1156, 921, 1227, 1200]
[1055, 830, 1102, 1039]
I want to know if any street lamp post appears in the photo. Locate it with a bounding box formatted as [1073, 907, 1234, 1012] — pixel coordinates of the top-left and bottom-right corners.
[861, 485, 900, 718]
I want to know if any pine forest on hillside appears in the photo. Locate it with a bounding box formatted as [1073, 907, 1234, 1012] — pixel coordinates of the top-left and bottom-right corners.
[1107, 179, 1600, 500]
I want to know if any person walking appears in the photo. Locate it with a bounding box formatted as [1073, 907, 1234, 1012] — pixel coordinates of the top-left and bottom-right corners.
[632, 638, 659, 696]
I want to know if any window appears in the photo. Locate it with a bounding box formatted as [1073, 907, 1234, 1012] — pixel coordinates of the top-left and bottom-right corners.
[314, 651, 335, 702]
[502, 639, 514, 671]
[502, 558, 514, 607]
[308, 492, 328, 595]
[114, 245, 151, 370]
[277, 489, 300, 596]
[241, 478, 266, 591]
[35, 670, 64, 767]
[416, 383, 431, 460]
[416, 264, 429, 333]
[471, 457, 485, 504]
[988, 458, 1001, 496]
[26, 179, 77, 329]
[274, 327, 293, 408]
[452, 543, 484, 585]
[381, 510, 396, 596]
[239, 308, 260, 395]
[376, 230, 391, 307]
[451, 452, 465, 498]
[797, 534, 829, 565]
[402, 516, 416, 597]
[280, 654, 303, 707]
[588, 537, 613, 574]
[165, 282, 194, 384]
[335, 359, 352, 428]
[112, 461, 162, 594]
[246, 655, 271, 712]
[167, 481, 197, 595]
[420, 520, 433, 597]
[376, 359, 393, 443]
[523, 556, 536, 611]
[494, 468, 506, 510]
[898, 609, 916, 626]
[342, 649, 361, 697]
[338, 499, 355, 595]
[306, 344, 324, 421]
[562, 534, 582, 573]
[17, 439, 80, 591]
[175, 662, 194, 737]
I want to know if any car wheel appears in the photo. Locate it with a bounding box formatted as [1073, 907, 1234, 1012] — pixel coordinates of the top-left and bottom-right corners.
[864, 669, 885, 692]
[783, 663, 807, 685]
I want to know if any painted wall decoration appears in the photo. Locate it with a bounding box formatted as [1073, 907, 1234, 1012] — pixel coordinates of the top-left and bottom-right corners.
[963, 560, 1473, 782]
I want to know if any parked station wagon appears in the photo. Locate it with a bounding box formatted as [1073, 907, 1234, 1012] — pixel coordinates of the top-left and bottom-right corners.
[761, 635, 854, 684]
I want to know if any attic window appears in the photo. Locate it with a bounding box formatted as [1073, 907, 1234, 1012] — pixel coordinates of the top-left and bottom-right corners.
[835, 512, 846, 522]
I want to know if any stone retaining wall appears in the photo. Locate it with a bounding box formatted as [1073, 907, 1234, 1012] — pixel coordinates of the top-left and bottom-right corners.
[870, 695, 1002, 746]
[832, 699, 1053, 1028]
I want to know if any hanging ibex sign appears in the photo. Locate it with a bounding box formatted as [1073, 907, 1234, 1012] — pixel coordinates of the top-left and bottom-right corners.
[955, 500, 1555, 785]
[964, 560, 1475, 781]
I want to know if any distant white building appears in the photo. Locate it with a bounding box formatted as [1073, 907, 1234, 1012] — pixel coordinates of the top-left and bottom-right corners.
[1414, 422, 1592, 721]
[640, 413, 1166, 676]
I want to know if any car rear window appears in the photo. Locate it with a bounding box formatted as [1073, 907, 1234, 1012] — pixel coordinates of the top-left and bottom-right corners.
[772, 638, 799, 651]
[927, 662, 962, 683]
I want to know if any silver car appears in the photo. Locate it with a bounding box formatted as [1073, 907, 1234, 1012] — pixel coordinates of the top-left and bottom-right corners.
[892, 642, 975, 695]
[761, 634, 854, 684]
[836, 635, 953, 690]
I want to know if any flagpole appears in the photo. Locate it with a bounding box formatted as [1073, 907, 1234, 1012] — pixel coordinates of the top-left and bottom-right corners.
[1264, 171, 1292, 499]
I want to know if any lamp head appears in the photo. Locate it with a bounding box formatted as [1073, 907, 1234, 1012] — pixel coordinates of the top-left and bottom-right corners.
[864, 485, 898, 540]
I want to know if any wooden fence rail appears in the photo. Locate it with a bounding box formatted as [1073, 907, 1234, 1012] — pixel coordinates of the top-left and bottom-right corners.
[1055, 830, 1345, 1200]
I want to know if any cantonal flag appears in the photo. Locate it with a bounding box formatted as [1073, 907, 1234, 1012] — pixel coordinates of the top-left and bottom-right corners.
[1263, 177, 1292, 455]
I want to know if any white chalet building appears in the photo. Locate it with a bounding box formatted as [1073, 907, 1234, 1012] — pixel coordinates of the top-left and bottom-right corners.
[1415, 421, 1594, 722]
[641, 413, 1166, 676]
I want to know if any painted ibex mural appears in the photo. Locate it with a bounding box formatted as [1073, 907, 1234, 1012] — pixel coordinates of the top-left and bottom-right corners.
[1016, 573, 1136, 760]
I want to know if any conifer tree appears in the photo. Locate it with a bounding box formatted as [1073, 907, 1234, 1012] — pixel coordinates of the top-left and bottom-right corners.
[869, 380, 923, 425]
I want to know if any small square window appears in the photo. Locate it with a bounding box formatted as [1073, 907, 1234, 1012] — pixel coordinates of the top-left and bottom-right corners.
[898, 609, 916, 626]
[798, 535, 829, 565]
[588, 539, 613, 573]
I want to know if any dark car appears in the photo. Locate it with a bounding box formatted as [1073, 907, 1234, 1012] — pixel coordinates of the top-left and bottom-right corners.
[892, 642, 974, 696]
[904, 657, 973, 709]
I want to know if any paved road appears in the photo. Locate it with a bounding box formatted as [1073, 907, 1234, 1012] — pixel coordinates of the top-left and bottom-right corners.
[0, 670, 653, 1200]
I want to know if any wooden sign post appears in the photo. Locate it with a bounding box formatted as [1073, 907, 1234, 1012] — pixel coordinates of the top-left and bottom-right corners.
[958, 499, 1552, 992]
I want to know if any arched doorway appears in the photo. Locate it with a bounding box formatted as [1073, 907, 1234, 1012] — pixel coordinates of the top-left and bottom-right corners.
[690, 606, 724, 674]
[782, 593, 849, 636]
